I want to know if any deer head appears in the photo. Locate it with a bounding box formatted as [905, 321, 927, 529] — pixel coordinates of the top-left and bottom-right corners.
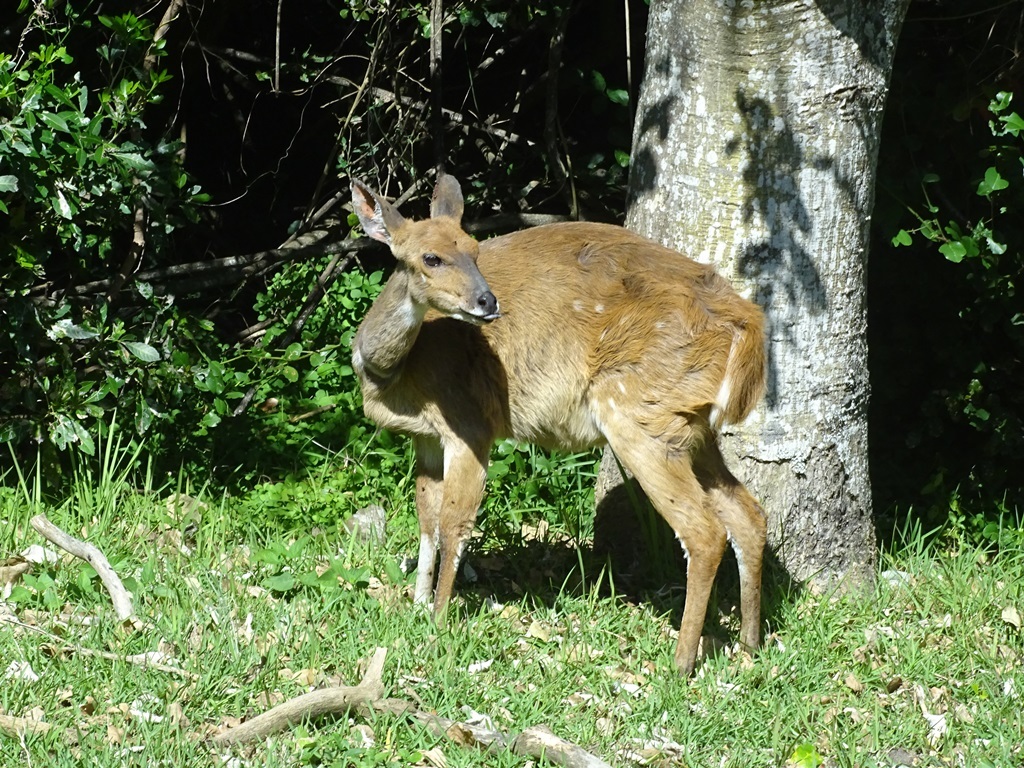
[351, 175, 500, 324]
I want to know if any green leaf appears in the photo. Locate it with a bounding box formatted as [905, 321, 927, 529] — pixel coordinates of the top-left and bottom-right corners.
[614, 149, 630, 168]
[590, 70, 606, 92]
[110, 150, 156, 172]
[53, 189, 73, 219]
[264, 572, 296, 592]
[121, 340, 160, 362]
[892, 229, 912, 247]
[48, 319, 98, 340]
[282, 365, 299, 383]
[939, 241, 967, 263]
[986, 236, 1007, 255]
[1001, 111, 1024, 136]
[49, 414, 94, 454]
[77, 568, 96, 594]
[789, 743, 824, 768]
[606, 88, 629, 106]
[990, 91, 1012, 113]
[39, 111, 69, 132]
[977, 166, 1008, 197]
[0, 175, 18, 192]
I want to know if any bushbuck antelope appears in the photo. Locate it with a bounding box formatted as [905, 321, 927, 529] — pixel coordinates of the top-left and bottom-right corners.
[350, 174, 767, 675]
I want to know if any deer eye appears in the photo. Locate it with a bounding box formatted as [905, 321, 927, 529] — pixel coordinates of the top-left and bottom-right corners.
[422, 253, 442, 268]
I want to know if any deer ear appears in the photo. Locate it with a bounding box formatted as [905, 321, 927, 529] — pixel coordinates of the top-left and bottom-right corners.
[351, 179, 406, 245]
[430, 174, 464, 223]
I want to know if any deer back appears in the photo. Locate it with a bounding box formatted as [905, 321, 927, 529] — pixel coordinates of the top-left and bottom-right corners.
[386, 221, 766, 452]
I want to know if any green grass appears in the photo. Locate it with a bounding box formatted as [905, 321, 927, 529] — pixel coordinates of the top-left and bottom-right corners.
[1, 462, 1022, 767]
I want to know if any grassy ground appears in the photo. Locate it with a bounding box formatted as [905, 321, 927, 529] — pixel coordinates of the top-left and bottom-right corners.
[0, 457, 1021, 767]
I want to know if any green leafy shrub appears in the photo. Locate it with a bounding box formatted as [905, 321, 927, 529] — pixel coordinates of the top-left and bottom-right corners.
[0, 8, 207, 459]
[891, 91, 1024, 539]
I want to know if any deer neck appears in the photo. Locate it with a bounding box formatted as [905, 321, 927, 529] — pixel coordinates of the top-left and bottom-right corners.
[353, 268, 427, 383]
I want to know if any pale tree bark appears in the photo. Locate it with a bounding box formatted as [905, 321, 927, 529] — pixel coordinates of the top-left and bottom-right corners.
[604, 0, 910, 589]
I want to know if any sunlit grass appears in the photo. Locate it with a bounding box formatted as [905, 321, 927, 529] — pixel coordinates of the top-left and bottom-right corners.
[1, 457, 1021, 767]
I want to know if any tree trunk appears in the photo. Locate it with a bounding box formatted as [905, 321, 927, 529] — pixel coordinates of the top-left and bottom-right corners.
[600, 0, 910, 589]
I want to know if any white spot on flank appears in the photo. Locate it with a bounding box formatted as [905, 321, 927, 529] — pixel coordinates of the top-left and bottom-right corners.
[573, 300, 584, 312]
[607, 398, 617, 412]
[594, 303, 605, 313]
[617, 382, 627, 394]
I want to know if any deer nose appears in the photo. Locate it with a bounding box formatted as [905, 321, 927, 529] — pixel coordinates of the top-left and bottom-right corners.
[477, 290, 498, 317]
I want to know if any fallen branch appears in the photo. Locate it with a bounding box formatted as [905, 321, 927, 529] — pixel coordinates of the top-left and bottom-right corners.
[513, 724, 614, 768]
[211, 646, 388, 746]
[29, 515, 134, 621]
[0, 714, 52, 739]
[1, 617, 196, 680]
[210, 648, 610, 766]
[366, 700, 614, 768]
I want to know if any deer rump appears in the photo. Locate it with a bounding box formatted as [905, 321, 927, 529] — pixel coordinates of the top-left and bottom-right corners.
[351, 176, 767, 676]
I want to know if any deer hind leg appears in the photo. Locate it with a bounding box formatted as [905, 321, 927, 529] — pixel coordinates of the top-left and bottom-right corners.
[602, 421, 728, 676]
[695, 440, 767, 654]
[413, 436, 445, 605]
[431, 441, 488, 623]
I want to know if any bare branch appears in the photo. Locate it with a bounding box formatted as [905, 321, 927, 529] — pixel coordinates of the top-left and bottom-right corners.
[2, 617, 197, 680]
[231, 252, 353, 416]
[109, 0, 188, 303]
[365, 700, 614, 768]
[0, 714, 52, 739]
[29, 514, 134, 621]
[212, 647, 388, 746]
[430, 0, 445, 173]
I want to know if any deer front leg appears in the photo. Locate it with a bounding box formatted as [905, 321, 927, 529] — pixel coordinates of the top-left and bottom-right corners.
[431, 443, 488, 623]
[413, 436, 444, 605]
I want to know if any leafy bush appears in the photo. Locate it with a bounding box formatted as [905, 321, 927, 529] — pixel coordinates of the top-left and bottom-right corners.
[0, 8, 206, 458]
[891, 91, 1024, 540]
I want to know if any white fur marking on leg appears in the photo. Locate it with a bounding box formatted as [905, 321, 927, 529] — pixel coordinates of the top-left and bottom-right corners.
[413, 532, 437, 604]
[675, 532, 691, 565]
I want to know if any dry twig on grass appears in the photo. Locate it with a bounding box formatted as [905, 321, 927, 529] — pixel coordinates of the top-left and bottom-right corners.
[365, 699, 614, 768]
[29, 514, 134, 621]
[1, 617, 196, 680]
[212, 647, 613, 767]
[0, 713, 52, 739]
[212, 647, 389, 746]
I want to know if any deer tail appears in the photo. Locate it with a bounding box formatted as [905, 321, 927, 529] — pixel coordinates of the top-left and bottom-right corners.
[709, 312, 767, 431]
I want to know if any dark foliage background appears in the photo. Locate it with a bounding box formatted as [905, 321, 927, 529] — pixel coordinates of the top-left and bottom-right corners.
[1, 0, 1021, 541]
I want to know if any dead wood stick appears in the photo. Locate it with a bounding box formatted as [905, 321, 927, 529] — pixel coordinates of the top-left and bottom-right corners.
[365, 698, 509, 750]
[512, 724, 614, 768]
[212, 647, 388, 746]
[29, 514, 134, 621]
[1, 617, 196, 680]
[0, 713, 52, 739]
[365, 700, 613, 767]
